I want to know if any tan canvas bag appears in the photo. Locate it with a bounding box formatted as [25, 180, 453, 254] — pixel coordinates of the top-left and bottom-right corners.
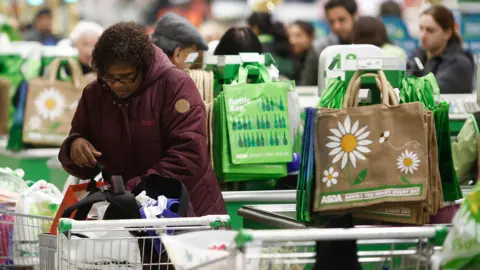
[0, 78, 10, 135]
[23, 57, 94, 146]
[313, 70, 429, 212]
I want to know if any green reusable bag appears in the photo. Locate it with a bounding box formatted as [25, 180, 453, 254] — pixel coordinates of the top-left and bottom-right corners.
[223, 64, 293, 165]
[399, 73, 462, 202]
[213, 92, 288, 182]
[318, 78, 347, 109]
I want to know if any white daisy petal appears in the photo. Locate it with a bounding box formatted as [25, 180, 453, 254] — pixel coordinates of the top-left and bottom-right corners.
[332, 152, 344, 164]
[324, 170, 329, 176]
[322, 177, 328, 182]
[341, 153, 348, 169]
[329, 147, 342, 156]
[357, 146, 371, 153]
[326, 181, 332, 187]
[351, 121, 359, 134]
[332, 172, 339, 178]
[326, 142, 340, 148]
[344, 116, 351, 133]
[353, 150, 366, 160]
[338, 122, 346, 135]
[358, 140, 372, 146]
[357, 131, 371, 140]
[355, 126, 368, 136]
[379, 137, 385, 143]
[331, 178, 337, 185]
[327, 136, 340, 142]
[349, 152, 357, 168]
[384, 131, 390, 137]
[330, 129, 342, 138]
[329, 167, 334, 174]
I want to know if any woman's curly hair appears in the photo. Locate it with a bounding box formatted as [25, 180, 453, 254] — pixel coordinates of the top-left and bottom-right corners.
[91, 22, 155, 75]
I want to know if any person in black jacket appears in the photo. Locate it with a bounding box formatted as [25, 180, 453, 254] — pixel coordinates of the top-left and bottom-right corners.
[409, 5, 474, 94]
[247, 12, 295, 79]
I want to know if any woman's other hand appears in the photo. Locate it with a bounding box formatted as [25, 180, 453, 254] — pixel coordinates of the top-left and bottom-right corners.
[70, 137, 102, 168]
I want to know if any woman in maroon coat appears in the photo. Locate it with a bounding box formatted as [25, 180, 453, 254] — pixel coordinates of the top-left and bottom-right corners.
[58, 22, 226, 216]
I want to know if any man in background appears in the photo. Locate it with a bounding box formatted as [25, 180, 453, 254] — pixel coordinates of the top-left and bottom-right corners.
[151, 12, 208, 70]
[24, 7, 60, 45]
[300, 0, 358, 86]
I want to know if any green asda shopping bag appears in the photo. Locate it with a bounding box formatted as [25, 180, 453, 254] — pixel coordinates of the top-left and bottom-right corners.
[400, 73, 462, 202]
[213, 92, 287, 182]
[222, 64, 294, 165]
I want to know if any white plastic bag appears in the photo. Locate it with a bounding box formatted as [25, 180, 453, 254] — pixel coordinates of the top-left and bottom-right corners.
[161, 230, 260, 270]
[14, 180, 62, 241]
[61, 230, 141, 270]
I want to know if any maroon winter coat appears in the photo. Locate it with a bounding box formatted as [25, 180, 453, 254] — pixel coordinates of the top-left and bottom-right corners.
[58, 47, 226, 216]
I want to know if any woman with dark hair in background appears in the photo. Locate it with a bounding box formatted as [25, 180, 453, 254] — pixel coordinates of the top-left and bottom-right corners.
[351, 16, 407, 61]
[409, 5, 474, 94]
[213, 26, 262, 55]
[288, 20, 315, 85]
[247, 12, 295, 79]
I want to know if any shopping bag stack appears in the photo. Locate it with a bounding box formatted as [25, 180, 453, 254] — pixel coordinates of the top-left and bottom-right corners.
[298, 70, 444, 225]
[399, 73, 462, 202]
[212, 63, 296, 182]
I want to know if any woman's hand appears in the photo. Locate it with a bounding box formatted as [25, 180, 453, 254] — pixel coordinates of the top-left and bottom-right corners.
[70, 138, 102, 168]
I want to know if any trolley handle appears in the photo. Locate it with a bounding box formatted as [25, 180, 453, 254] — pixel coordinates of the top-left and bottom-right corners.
[58, 215, 230, 233]
[235, 225, 449, 247]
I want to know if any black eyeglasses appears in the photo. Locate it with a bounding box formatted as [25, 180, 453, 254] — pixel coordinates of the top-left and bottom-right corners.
[101, 71, 138, 85]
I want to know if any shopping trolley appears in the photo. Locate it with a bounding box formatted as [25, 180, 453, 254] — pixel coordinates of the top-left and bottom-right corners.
[0, 209, 54, 268]
[190, 225, 448, 270]
[39, 215, 230, 270]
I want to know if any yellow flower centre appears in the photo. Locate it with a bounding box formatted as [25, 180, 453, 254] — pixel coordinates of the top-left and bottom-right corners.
[45, 98, 56, 111]
[340, 134, 357, 153]
[327, 174, 333, 180]
[403, 158, 413, 167]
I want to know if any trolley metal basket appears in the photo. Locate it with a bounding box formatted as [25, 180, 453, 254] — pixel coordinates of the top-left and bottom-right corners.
[188, 225, 448, 270]
[0, 209, 54, 268]
[39, 215, 230, 270]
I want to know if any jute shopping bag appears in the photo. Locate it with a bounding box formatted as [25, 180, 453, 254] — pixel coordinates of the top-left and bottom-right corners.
[23, 57, 94, 146]
[313, 70, 429, 212]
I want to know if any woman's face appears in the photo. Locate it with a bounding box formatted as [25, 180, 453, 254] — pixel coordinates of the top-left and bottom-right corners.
[74, 34, 100, 67]
[101, 63, 142, 99]
[288, 24, 313, 55]
[419, 14, 451, 54]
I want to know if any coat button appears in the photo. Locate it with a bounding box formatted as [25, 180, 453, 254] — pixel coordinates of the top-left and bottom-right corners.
[113, 101, 116, 105]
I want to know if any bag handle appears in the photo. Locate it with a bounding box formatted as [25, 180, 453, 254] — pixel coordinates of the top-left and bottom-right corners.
[46, 57, 84, 89]
[236, 63, 272, 84]
[343, 70, 398, 108]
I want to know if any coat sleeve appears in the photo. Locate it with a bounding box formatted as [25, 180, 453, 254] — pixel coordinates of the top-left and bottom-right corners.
[435, 56, 474, 94]
[58, 86, 100, 179]
[452, 116, 478, 184]
[299, 46, 319, 86]
[126, 76, 211, 191]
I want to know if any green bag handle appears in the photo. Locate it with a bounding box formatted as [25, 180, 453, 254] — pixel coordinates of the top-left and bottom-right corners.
[236, 63, 272, 84]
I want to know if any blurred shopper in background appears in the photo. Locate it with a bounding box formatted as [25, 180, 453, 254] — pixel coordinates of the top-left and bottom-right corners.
[409, 5, 474, 94]
[288, 20, 315, 85]
[247, 12, 295, 79]
[24, 7, 61, 45]
[214, 26, 263, 55]
[58, 21, 104, 74]
[300, 0, 358, 86]
[351, 16, 407, 61]
[151, 12, 209, 70]
[379, 0, 403, 17]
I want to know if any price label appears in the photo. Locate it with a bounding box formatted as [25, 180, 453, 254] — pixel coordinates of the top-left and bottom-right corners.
[239, 53, 261, 63]
[357, 58, 383, 70]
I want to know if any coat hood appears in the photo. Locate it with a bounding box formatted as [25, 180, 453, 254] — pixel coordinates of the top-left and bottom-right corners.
[140, 46, 177, 89]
